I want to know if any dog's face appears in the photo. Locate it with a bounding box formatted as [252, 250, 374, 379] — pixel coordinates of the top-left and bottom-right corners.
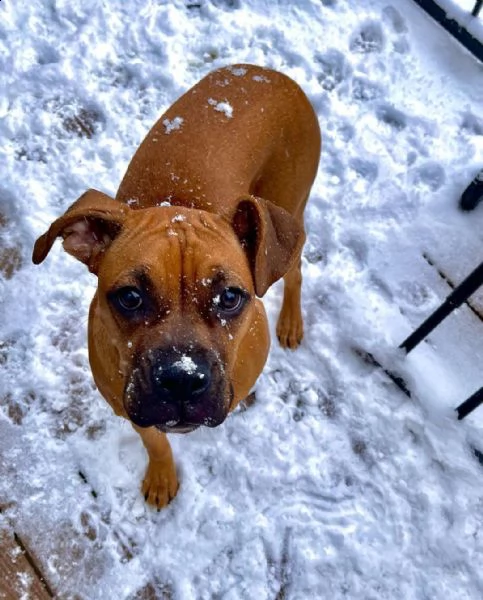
[33, 189, 304, 433]
[94, 206, 256, 433]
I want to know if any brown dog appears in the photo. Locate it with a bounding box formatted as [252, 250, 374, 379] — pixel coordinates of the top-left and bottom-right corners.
[33, 64, 321, 508]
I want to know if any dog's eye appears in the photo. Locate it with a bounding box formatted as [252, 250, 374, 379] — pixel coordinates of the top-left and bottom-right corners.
[115, 287, 143, 311]
[216, 287, 246, 316]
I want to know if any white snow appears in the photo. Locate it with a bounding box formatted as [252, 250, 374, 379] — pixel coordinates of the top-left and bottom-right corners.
[1, 0, 483, 598]
[253, 74, 271, 83]
[228, 66, 248, 77]
[163, 116, 184, 134]
[208, 97, 234, 118]
[173, 355, 198, 376]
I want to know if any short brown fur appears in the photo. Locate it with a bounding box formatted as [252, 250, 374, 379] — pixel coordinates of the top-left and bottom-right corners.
[33, 64, 321, 508]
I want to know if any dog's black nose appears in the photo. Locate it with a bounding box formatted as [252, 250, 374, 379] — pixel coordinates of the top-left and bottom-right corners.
[125, 345, 226, 429]
[153, 357, 211, 402]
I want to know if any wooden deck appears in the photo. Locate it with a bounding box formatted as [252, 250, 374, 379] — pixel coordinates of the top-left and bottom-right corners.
[0, 520, 52, 599]
[2, 241, 483, 598]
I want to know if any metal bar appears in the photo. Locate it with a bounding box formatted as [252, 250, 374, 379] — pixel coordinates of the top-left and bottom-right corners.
[456, 386, 483, 419]
[460, 168, 483, 211]
[400, 260, 483, 353]
[354, 349, 411, 397]
[473, 1, 483, 18]
[411, 0, 483, 63]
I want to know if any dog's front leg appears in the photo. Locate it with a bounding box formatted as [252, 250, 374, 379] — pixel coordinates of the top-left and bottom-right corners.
[132, 424, 179, 508]
[276, 256, 304, 349]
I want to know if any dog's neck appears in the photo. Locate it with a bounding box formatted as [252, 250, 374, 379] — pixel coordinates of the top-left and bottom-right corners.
[117, 188, 244, 221]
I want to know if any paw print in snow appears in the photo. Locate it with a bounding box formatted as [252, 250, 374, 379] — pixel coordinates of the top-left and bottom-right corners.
[350, 20, 385, 54]
[397, 281, 436, 312]
[411, 162, 446, 192]
[375, 103, 408, 131]
[351, 76, 384, 102]
[315, 49, 352, 91]
[382, 6, 407, 34]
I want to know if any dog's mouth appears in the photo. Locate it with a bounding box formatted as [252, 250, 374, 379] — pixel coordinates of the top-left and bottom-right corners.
[123, 345, 230, 432]
[126, 396, 229, 432]
[155, 423, 199, 434]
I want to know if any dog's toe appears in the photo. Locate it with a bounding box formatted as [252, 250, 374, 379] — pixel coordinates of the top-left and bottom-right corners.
[142, 459, 179, 509]
[276, 299, 304, 350]
[276, 317, 304, 350]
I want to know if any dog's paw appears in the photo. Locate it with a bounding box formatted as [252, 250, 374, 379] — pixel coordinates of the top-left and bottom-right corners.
[276, 310, 304, 349]
[142, 457, 179, 509]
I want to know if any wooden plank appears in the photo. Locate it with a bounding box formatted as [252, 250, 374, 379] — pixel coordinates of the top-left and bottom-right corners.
[421, 221, 483, 316]
[0, 417, 145, 597]
[0, 519, 52, 600]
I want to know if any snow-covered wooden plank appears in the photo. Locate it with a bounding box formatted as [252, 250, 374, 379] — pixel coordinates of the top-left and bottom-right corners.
[367, 239, 483, 410]
[0, 523, 52, 600]
[0, 418, 147, 598]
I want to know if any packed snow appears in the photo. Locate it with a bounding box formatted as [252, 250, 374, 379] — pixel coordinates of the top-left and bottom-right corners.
[1, 0, 483, 598]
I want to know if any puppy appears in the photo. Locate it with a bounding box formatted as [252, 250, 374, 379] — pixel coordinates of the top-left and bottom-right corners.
[33, 64, 321, 508]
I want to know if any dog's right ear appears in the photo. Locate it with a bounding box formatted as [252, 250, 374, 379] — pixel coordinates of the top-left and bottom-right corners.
[32, 189, 130, 274]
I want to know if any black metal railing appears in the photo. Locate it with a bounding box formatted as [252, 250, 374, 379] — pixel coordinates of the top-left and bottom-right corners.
[472, 1, 482, 18]
[412, 0, 483, 62]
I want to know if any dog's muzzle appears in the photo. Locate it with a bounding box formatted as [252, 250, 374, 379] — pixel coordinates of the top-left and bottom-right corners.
[124, 345, 228, 432]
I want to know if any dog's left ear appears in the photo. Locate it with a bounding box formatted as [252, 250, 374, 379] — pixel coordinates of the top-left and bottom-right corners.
[32, 189, 130, 274]
[232, 195, 305, 297]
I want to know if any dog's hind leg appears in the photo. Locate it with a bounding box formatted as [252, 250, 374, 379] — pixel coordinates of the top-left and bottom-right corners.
[276, 252, 304, 350]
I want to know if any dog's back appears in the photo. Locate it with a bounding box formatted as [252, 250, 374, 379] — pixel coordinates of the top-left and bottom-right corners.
[116, 64, 321, 219]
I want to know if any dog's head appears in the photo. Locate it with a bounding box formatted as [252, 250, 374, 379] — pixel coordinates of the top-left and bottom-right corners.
[33, 189, 304, 432]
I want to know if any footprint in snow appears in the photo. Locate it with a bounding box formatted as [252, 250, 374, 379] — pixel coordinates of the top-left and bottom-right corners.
[315, 49, 352, 92]
[410, 162, 446, 192]
[261, 483, 357, 530]
[349, 20, 385, 54]
[348, 158, 379, 184]
[351, 76, 384, 102]
[344, 237, 370, 271]
[382, 6, 408, 34]
[375, 102, 408, 131]
[397, 280, 437, 312]
[461, 110, 483, 136]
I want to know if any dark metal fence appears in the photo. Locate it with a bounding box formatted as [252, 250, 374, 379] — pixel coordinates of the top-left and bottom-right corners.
[412, 0, 483, 62]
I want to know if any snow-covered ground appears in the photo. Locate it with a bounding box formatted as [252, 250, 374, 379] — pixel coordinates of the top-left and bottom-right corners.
[1, 0, 483, 598]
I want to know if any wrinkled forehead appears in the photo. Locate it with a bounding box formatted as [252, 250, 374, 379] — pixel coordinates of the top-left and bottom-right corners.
[99, 206, 252, 289]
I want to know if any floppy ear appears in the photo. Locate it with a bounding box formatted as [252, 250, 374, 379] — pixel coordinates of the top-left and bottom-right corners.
[231, 195, 305, 297]
[32, 189, 130, 274]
